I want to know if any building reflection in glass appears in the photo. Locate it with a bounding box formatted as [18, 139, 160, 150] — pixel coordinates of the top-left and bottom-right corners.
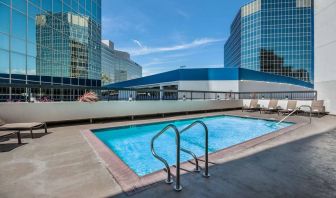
[0, 0, 101, 83]
[0, 0, 102, 101]
[225, 0, 314, 83]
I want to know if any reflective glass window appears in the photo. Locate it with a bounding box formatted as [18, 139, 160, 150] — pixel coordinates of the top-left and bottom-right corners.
[42, 0, 52, 11]
[0, 33, 9, 50]
[12, 10, 27, 40]
[27, 42, 37, 56]
[53, 0, 62, 13]
[11, 52, 26, 74]
[0, 3, 10, 34]
[0, 49, 9, 73]
[11, 37, 26, 54]
[27, 17, 37, 43]
[29, 0, 40, 7]
[28, 2, 40, 19]
[27, 55, 36, 75]
[0, 0, 10, 6]
[12, 0, 27, 13]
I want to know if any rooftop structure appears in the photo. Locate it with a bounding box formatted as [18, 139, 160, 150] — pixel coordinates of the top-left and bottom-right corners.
[106, 68, 314, 92]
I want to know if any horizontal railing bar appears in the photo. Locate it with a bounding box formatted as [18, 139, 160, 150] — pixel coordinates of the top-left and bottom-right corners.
[0, 83, 317, 95]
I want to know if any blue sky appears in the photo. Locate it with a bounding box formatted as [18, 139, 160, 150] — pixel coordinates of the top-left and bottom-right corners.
[102, 0, 251, 76]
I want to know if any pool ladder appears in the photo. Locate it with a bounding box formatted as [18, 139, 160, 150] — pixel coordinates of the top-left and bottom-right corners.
[277, 105, 312, 125]
[150, 121, 210, 192]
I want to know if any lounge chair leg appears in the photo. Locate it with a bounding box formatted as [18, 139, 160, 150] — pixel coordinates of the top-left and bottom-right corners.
[44, 123, 48, 133]
[16, 131, 22, 144]
[30, 129, 34, 139]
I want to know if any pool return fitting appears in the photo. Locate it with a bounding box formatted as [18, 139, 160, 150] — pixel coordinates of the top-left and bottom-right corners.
[151, 121, 210, 192]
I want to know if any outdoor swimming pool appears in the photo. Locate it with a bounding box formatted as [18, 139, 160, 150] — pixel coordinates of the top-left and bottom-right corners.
[93, 115, 293, 176]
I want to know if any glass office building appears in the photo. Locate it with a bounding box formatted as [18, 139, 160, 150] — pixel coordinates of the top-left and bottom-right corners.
[101, 40, 142, 86]
[224, 0, 314, 83]
[0, 0, 101, 101]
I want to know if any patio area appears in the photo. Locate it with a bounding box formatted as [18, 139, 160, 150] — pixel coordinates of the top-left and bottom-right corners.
[0, 110, 336, 198]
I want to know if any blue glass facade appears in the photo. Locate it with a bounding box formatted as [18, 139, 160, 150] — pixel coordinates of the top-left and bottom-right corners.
[224, 12, 241, 68]
[0, 0, 101, 85]
[224, 0, 314, 83]
[0, 0, 101, 101]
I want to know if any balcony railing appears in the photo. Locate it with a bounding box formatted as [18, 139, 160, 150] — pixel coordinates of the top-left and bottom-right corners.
[0, 83, 317, 102]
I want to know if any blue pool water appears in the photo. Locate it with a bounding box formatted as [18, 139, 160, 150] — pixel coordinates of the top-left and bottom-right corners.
[93, 115, 293, 176]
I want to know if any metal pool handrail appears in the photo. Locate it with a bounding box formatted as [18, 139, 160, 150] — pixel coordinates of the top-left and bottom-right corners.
[150, 124, 182, 191]
[180, 120, 210, 177]
[277, 105, 312, 125]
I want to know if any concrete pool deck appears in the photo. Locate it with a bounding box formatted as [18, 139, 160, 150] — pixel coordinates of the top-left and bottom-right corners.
[0, 110, 336, 197]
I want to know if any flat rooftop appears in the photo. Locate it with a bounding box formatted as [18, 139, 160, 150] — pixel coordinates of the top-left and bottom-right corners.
[0, 110, 335, 197]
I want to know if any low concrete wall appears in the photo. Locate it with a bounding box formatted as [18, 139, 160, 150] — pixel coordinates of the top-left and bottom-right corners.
[0, 100, 242, 123]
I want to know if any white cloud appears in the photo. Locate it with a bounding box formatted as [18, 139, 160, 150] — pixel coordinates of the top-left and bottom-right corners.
[133, 39, 143, 48]
[176, 9, 189, 19]
[125, 38, 224, 56]
[142, 66, 170, 77]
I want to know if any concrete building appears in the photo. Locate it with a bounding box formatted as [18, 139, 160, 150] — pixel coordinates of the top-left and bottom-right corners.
[314, 0, 336, 114]
[224, 0, 314, 83]
[101, 40, 142, 85]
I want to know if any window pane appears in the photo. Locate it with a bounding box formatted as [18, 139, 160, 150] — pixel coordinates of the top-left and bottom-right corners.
[0, 0, 10, 6]
[27, 56, 36, 75]
[28, 2, 40, 19]
[42, 0, 52, 11]
[12, 10, 27, 39]
[27, 42, 37, 56]
[0, 3, 10, 34]
[12, 0, 27, 13]
[0, 49, 9, 74]
[85, 0, 90, 12]
[11, 52, 26, 74]
[53, 0, 62, 13]
[0, 33, 9, 50]
[11, 38, 26, 54]
[29, 0, 40, 7]
[28, 17, 37, 43]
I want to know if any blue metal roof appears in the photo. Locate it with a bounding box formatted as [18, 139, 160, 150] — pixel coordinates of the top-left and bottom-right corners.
[105, 68, 313, 89]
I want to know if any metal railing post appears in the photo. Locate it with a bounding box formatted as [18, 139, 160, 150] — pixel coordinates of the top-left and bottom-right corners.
[180, 121, 210, 178]
[203, 122, 210, 177]
[151, 124, 182, 191]
[175, 131, 182, 191]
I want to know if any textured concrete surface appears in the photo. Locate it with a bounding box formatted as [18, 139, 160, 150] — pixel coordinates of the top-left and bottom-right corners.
[0, 111, 336, 198]
[115, 128, 336, 198]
